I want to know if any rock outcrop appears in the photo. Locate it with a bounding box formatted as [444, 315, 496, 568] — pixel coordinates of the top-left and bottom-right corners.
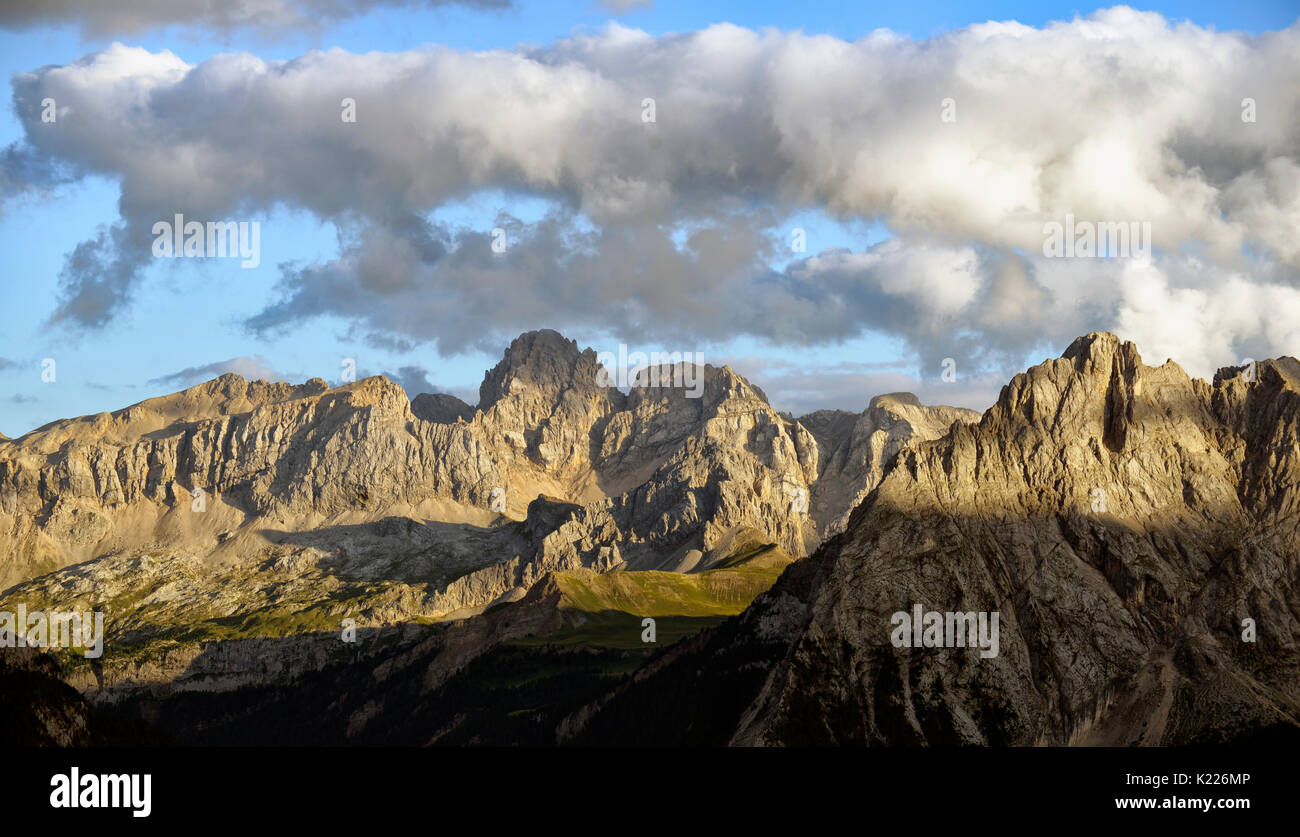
[0, 648, 94, 746]
[410, 393, 475, 425]
[800, 393, 979, 539]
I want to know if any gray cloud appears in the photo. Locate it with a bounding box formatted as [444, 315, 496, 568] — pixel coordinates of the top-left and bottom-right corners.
[51, 222, 147, 329]
[361, 362, 476, 403]
[247, 208, 778, 355]
[8, 10, 1300, 386]
[381, 364, 438, 397]
[0, 143, 62, 196]
[0, 0, 510, 38]
[598, 0, 653, 13]
[148, 355, 290, 388]
[0, 143, 81, 214]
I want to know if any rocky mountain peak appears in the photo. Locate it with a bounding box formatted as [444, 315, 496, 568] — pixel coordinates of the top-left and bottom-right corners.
[478, 329, 602, 409]
[468, 331, 621, 479]
[411, 392, 476, 424]
[982, 331, 1198, 446]
[329, 375, 411, 412]
[1214, 355, 1300, 389]
[1060, 329, 1124, 362]
[622, 363, 763, 418]
[868, 391, 923, 410]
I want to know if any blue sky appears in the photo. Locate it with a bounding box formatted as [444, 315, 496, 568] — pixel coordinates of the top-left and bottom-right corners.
[1, 0, 1297, 436]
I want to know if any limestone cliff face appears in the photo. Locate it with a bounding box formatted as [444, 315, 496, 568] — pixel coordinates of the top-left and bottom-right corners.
[568, 334, 1300, 746]
[473, 329, 623, 499]
[0, 374, 506, 589]
[547, 363, 822, 574]
[800, 393, 980, 540]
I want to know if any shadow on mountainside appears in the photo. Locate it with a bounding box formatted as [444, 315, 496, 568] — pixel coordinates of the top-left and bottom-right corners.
[259, 516, 524, 586]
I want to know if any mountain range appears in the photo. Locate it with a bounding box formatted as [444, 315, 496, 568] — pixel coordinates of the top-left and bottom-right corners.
[2, 329, 1297, 746]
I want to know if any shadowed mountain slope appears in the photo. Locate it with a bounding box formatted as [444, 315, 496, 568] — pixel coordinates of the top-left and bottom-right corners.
[564, 334, 1300, 746]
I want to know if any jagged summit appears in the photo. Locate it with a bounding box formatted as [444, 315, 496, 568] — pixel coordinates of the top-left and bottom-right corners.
[478, 329, 597, 409]
[411, 392, 475, 424]
[1061, 329, 1124, 358]
[868, 391, 923, 409]
[1215, 354, 1300, 388]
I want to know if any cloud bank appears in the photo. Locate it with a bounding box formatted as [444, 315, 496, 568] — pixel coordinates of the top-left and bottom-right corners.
[6, 7, 1300, 386]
